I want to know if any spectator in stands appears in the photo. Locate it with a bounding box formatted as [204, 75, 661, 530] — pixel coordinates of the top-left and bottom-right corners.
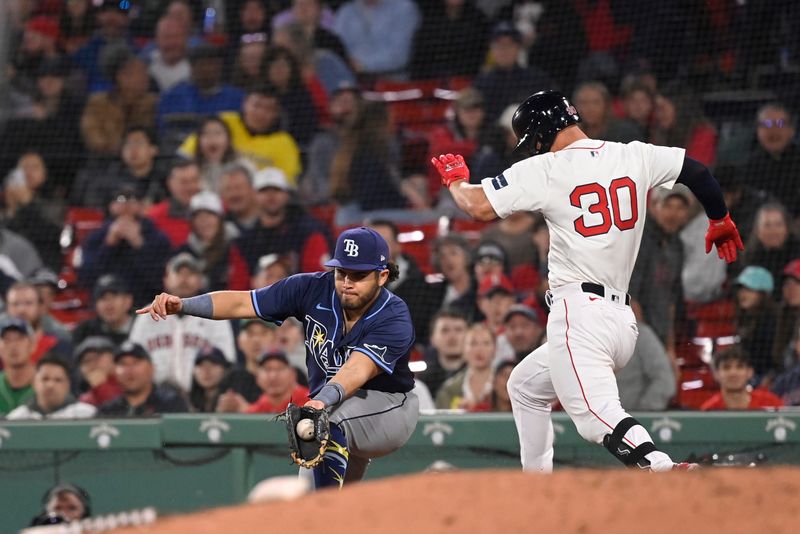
[219, 163, 261, 235]
[245, 350, 309, 413]
[80, 44, 157, 157]
[734, 267, 778, 382]
[738, 103, 800, 214]
[250, 254, 293, 289]
[5, 281, 71, 359]
[331, 101, 422, 223]
[620, 80, 654, 138]
[481, 212, 540, 271]
[473, 242, 508, 283]
[228, 0, 271, 51]
[237, 167, 331, 273]
[417, 308, 468, 397]
[231, 32, 269, 89]
[477, 273, 516, 334]
[275, 318, 307, 372]
[701, 346, 783, 410]
[0, 319, 36, 416]
[188, 346, 232, 412]
[79, 186, 171, 306]
[616, 323, 675, 411]
[178, 84, 302, 183]
[772, 260, 800, 373]
[59, 0, 93, 54]
[31, 483, 91, 525]
[74, 336, 122, 407]
[491, 360, 516, 412]
[471, 103, 521, 180]
[680, 193, 728, 305]
[190, 117, 239, 193]
[176, 191, 251, 291]
[98, 341, 189, 416]
[129, 253, 235, 392]
[262, 46, 318, 147]
[7, 355, 96, 420]
[157, 44, 244, 137]
[630, 187, 689, 358]
[368, 220, 425, 294]
[426, 88, 491, 201]
[217, 318, 279, 409]
[72, 0, 133, 93]
[9, 15, 62, 99]
[3, 152, 62, 270]
[275, 0, 345, 60]
[742, 203, 800, 293]
[772, 324, 800, 405]
[2, 56, 84, 189]
[301, 83, 361, 205]
[473, 22, 554, 122]
[147, 159, 203, 248]
[503, 304, 545, 363]
[272, 21, 356, 107]
[334, 0, 420, 79]
[411, 0, 488, 79]
[72, 275, 135, 346]
[716, 166, 763, 245]
[650, 86, 717, 166]
[0, 226, 44, 290]
[30, 268, 60, 314]
[143, 16, 191, 93]
[572, 81, 644, 143]
[71, 126, 167, 209]
[436, 323, 495, 411]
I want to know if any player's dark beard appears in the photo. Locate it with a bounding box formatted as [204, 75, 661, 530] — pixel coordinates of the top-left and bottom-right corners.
[339, 283, 380, 312]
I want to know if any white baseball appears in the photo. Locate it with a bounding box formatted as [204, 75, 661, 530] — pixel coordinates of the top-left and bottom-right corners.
[296, 418, 315, 441]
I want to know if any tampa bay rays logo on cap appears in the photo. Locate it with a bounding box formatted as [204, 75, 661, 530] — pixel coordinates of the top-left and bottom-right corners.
[343, 239, 359, 257]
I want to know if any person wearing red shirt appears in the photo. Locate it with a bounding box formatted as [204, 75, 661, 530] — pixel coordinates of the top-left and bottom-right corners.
[701, 346, 784, 410]
[246, 350, 309, 413]
[147, 159, 203, 247]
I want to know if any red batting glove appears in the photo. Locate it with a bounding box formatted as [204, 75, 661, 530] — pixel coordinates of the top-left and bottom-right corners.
[430, 153, 469, 188]
[705, 213, 744, 263]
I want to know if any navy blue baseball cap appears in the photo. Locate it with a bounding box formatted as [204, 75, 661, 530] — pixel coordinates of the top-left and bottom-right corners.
[324, 227, 390, 271]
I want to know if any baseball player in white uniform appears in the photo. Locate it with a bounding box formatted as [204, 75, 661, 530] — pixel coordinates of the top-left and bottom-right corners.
[432, 90, 744, 472]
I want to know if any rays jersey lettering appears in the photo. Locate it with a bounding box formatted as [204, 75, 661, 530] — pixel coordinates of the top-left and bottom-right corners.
[250, 271, 415, 395]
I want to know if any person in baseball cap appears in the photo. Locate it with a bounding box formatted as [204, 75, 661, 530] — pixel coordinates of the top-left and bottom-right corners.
[324, 227, 400, 311]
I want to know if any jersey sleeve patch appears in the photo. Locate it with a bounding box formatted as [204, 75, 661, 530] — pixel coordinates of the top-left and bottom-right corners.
[491, 173, 509, 190]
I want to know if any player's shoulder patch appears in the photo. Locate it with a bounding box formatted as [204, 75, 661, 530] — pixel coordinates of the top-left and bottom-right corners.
[491, 173, 509, 190]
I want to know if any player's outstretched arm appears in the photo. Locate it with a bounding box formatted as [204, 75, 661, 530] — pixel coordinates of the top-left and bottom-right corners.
[136, 290, 256, 321]
[431, 153, 498, 221]
[305, 352, 381, 410]
[675, 156, 744, 263]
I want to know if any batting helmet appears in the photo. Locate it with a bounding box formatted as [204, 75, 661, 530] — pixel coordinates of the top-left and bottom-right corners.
[512, 90, 581, 158]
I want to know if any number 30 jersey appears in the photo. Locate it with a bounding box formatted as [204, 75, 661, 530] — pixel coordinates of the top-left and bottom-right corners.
[482, 139, 685, 292]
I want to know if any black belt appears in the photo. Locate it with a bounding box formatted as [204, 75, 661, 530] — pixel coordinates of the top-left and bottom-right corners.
[581, 283, 631, 306]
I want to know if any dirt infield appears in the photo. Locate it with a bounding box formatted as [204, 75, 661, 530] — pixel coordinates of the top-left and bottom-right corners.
[116, 468, 800, 534]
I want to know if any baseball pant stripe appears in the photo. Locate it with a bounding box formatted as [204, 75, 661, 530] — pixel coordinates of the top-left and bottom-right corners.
[563, 299, 636, 448]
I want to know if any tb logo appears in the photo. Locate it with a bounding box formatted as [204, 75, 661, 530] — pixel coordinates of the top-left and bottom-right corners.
[343, 239, 359, 257]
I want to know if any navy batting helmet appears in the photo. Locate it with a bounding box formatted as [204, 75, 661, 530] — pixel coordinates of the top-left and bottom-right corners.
[512, 90, 581, 158]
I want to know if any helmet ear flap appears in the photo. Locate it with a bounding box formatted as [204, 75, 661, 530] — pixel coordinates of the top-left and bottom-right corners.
[512, 124, 543, 159]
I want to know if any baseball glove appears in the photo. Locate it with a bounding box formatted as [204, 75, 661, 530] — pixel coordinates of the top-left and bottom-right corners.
[281, 403, 330, 469]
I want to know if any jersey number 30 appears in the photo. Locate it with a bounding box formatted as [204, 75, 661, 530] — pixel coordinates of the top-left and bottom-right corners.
[569, 177, 638, 237]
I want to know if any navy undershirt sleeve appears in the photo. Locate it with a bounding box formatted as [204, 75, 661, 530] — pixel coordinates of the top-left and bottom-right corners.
[675, 156, 728, 220]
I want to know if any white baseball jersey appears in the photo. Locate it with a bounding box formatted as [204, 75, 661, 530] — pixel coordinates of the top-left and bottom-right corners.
[128, 314, 236, 392]
[482, 139, 685, 292]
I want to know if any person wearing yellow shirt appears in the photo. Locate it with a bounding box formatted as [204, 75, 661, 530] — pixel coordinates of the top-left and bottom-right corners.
[179, 84, 302, 185]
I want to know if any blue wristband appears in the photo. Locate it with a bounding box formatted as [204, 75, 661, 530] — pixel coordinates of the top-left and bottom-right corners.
[180, 294, 214, 319]
[313, 383, 345, 407]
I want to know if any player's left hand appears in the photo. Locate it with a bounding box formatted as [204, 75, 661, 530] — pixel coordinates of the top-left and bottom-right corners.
[304, 399, 326, 410]
[705, 213, 744, 263]
[431, 153, 469, 188]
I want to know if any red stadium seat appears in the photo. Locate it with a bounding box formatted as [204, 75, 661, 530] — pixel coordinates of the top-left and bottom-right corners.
[62, 207, 105, 248]
[397, 223, 440, 274]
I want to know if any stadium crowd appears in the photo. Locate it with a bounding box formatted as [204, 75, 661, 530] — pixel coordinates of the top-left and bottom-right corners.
[1, 0, 800, 419]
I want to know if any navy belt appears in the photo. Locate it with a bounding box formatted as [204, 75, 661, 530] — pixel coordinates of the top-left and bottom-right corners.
[581, 282, 631, 306]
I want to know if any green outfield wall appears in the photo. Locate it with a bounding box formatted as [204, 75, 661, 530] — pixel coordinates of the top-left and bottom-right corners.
[1, 411, 798, 531]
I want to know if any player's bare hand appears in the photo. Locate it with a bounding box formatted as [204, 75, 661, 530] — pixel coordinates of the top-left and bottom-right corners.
[704, 213, 744, 263]
[304, 399, 326, 410]
[136, 292, 182, 321]
[430, 153, 470, 188]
